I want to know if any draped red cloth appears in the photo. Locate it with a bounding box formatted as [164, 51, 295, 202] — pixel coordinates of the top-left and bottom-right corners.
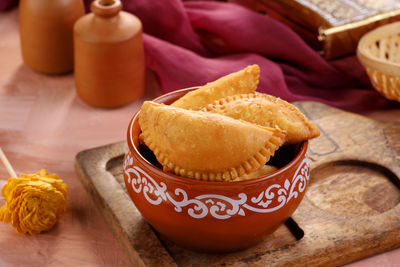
[0, 0, 17, 11]
[2, 0, 399, 112]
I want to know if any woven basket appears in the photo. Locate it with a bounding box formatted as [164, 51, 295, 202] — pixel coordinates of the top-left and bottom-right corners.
[357, 22, 400, 102]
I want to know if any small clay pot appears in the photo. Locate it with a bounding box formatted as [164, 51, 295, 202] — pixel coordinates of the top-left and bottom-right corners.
[123, 88, 310, 252]
[73, 0, 145, 108]
[19, 0, 85, 74]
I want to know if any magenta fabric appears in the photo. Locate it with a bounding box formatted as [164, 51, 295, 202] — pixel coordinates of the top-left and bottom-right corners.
[0, 0, 17, 11]
[133, 0, 399, 112]
[3, 0, 398, 112]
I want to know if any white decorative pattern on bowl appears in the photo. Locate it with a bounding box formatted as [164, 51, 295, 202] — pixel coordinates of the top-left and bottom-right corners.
[123, 151, 310, 220]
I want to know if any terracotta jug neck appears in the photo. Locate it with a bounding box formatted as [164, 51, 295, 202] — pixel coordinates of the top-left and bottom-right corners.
[91, 0, 122, 17]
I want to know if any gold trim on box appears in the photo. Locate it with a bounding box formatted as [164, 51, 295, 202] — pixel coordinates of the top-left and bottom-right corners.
[318, 9, 400, 59]
[320, 9, 400, 37]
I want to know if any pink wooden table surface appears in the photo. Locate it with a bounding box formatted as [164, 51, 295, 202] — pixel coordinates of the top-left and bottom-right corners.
[1, 9, 399, 267]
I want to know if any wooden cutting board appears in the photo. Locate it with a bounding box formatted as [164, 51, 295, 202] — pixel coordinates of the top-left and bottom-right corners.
[74, 101, 400, 267]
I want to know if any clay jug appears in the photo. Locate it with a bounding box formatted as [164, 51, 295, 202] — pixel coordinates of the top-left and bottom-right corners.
[19, 0, 84, 74]
[73, 0, 145, 108]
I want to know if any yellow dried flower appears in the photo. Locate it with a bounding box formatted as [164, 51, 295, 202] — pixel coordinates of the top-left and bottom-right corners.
[0, 169, 67, 235]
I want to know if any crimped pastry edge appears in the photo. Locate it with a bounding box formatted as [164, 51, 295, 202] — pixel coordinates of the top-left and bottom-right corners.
[202, 93, 320, 142]
[140, 123, 286, 182]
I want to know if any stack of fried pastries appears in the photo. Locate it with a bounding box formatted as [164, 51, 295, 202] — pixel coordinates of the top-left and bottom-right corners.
[138, 65, 320, 182]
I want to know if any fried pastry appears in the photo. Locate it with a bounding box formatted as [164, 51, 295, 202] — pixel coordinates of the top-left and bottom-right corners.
[203, 93, 320, 144]
[233, 165, 279, 181]
[170, 65, 260, 110]
[139, 101, 286, 181]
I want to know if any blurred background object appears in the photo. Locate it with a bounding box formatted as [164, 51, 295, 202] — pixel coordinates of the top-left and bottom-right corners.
[73, 0, 145, 108]
[19, 0, 84, 74]
[357, 21, 400, 102]
[230, 0, 400, 59]
[0, 0, 18, 11]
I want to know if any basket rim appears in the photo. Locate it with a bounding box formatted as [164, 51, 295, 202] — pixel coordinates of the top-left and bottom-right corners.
[357, 21, 400, 76]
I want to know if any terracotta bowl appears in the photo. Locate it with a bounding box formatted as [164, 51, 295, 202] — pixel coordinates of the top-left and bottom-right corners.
[123, 87, 310, 252]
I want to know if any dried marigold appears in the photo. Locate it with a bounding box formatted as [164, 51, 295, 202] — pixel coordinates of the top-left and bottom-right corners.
[0, 169, 67, 235]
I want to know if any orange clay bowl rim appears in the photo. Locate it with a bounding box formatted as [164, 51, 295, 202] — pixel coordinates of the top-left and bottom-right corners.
[357, 21, 400, 76]
[128, 87, 308, 188]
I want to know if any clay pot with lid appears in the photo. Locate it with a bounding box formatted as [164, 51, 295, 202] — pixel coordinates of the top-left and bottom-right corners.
[73, 0, 145, 108]
[19, 0, 85, 74]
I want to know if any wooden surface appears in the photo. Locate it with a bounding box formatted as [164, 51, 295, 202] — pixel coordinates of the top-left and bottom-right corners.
[1, 8, 400, 267]
[75, 101, 400, 266]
